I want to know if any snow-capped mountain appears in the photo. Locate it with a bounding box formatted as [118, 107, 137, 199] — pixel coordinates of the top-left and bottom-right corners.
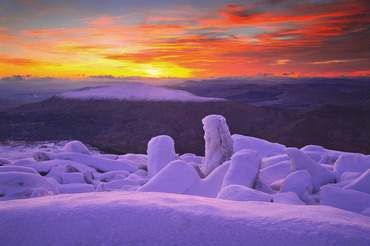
[58, 83, 224, 102]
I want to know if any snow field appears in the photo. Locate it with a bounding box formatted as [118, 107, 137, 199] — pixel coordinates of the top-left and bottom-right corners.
[0, 114, 370, 245]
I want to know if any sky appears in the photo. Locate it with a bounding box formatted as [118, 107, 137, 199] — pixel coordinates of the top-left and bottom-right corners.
[0, 0, 369, 78]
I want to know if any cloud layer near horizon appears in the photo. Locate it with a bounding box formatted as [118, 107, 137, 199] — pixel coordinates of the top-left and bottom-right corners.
[1, 0, 369, 78]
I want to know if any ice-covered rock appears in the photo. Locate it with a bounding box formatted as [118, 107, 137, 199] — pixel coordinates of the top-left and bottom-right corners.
[344, 169, 370, 194]
[62, 173, 86, 184]
[202, 115, 233, 176]
[232, 134, 286, 157]
[320, 185, 370, 216]
[318, 155, 338, 165]
[280, 170, 313, 198]
[147, 135, 176, 177]
[261, 154, 289, 168]
[272, 192, 305, 205]
[96, 170, 130, 182]
[340, 172, 362, 182]
[32, 151, 58, 162]
[119, 154, 147, 170]
[105, 179, 139, 190]
[64, 140, 91, 155]
[221, 149, 261, 189]
[269, 179, 284, 191]
[180, 153, 203, 164]
[259, 160, 291, 185]
[184, 161, 230, 198]
[334, 153, 370, 180]
[217, 185, 272, 202]
[285, 148, 335, 192]
[0, 158, 11, 165]
[139, 160, 199, 194]
[0, 166, 39, 174]
[57, 183, 94, 194]
[57, 152, 137, 173]
[0, 172, 59, 201]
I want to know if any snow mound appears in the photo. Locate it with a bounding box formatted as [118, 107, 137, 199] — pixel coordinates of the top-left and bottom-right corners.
[1, 192, 369, 246]
[57, 83, 224, 102]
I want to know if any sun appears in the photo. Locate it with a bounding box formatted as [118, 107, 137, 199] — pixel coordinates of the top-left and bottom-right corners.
[144, 68, 163, 78]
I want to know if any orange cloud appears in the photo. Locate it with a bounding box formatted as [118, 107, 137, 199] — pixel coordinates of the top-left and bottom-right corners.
[1, 0, 369, 78]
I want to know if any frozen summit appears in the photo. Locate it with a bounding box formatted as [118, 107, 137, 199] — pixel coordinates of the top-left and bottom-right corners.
[57, 82, 225, 102]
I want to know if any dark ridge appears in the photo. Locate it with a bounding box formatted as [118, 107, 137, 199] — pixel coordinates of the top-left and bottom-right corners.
[1, 96, 369, 155]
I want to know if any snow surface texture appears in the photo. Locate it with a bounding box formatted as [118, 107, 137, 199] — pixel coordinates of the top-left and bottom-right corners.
[1, 115, 370, 245]
[0, 192, 370, 246]
[57, 82, 224, 102]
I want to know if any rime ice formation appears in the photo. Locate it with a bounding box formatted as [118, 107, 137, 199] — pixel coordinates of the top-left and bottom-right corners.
[221, 149, 261, 189]
[147, 135, 176, 177]
[280, 170, 313, 198]
[320, 186, 370, 215]
[0, 172, 59, 200]
[232, 134, 286, 157]
[58, 83, 224, 102]
[344, 169, 370, 194]
[64, 140, 91, 155]
[217, 184, 272, 202]
[285, 148, 335, 192]
[334, 153, 370, 180]
[139, 160, 199, 194]
[202, 115, 234, 176]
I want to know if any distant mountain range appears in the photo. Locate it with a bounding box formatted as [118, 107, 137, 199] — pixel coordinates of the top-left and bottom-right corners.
[166, 77, 370, 110]
[1, 83, 369, 155]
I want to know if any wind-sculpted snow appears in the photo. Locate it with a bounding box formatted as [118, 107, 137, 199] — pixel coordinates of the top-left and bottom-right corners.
[57, 83, 224, 102]
[0, 114, 370, 244]
[0, 192, 369, 246]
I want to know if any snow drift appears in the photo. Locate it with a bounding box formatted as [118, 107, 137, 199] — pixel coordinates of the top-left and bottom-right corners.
[1, 192, 369, 246]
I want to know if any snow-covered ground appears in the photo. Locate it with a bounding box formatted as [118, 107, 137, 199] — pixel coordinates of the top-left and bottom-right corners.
[58, 83, 224, 102]
[0, 115, 369, 245]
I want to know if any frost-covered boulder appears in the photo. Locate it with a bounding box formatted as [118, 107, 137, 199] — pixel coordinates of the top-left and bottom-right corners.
[64, 140, 91, 155]
[0, 158, 11, 165]
[139, 160, 199, 194]
[147, 135, 176, 177]
[105, 179, 139, 190]
[57, 153, 137, 173]
[340, 172, 362, 182]
[320, 186, 370, 215]
[272, 192, 305, 205]
[232, 134, 286, 157]
[258, 161, 291, 185]
[62, 173, 86, 184]
[344, 169, 370, 194]
[184, 161, 230, 198]
[202, 115, 233, 176]
[334, 153, 370, 180]
[32, 151, 58, 162]
[221, 149, 261, 189]
[285, 148, 335, 192]
[0, 172, 59, 201]
[280, 170, 313, 198]
[57, 183, 94, 194]
[180, 153, 203, 164]
[96, 170, 130, 182]
[0, 166, 39, 174]
[217, 185, 272, 202]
